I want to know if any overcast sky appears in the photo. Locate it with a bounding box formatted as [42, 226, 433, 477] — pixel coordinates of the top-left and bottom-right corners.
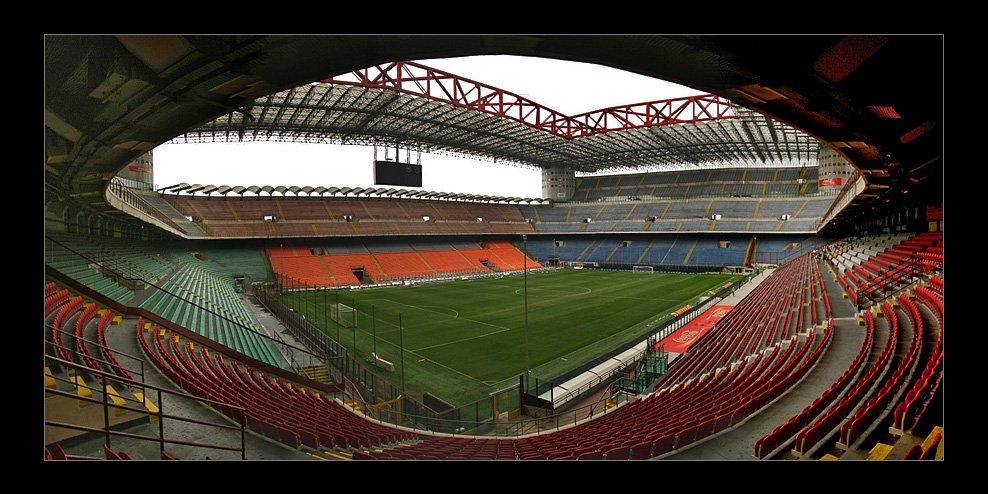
[152, 55, 701, 199]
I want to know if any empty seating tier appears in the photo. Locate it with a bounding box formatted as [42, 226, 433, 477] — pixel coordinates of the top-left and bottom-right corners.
[269, 238, 540, 288]
[136, 319, 415, 452]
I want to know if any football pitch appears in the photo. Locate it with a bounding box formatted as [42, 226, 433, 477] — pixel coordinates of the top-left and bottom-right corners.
[288, 268, 740, 407]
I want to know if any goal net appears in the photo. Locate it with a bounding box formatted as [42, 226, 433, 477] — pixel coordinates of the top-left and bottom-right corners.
[330, 303, 357, 328]
[633, 265, 654, 273]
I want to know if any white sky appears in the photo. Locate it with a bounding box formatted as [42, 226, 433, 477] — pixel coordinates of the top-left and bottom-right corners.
[152, 55, 701, 199]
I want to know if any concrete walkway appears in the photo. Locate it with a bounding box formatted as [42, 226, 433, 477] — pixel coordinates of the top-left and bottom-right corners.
[663, 258, 901, 461]
[53, 295, 323, 461]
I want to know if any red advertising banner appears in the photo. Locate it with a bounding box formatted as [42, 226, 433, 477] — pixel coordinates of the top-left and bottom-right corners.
[656, 305, 733, 354]
[819, 177, 842, 187]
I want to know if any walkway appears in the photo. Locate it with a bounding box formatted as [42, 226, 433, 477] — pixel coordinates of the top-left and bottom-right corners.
[664, 259, 868, 460]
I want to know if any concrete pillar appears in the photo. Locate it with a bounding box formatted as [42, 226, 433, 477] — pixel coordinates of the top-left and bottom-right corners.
[542, 166, 575, 201]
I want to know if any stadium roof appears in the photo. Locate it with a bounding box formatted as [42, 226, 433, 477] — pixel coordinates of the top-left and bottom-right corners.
[169, 60, 821, 174]
[158, 182, 548, 204]
[45, 35, 942, 233]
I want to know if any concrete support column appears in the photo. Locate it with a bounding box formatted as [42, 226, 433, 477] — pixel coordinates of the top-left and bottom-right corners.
[542, 166, 575, 201]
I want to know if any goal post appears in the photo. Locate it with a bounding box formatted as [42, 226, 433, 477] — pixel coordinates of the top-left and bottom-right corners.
[633, 265, 654, 273]
[330, 303, 357, 328]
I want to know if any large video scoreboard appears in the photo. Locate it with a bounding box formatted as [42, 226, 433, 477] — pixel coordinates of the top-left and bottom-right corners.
[374, 160, 422, 187]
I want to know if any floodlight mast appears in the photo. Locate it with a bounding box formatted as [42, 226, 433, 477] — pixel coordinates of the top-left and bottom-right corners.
[523, 234, 529, 379]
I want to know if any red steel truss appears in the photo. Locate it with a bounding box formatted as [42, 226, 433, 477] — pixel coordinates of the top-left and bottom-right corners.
[322, 61, 735, 139]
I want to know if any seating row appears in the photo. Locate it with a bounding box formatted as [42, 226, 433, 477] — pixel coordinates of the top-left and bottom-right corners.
[790, 306, 898, 457]
[525, 197, 831, 223]
[655, 254, 826, 386]
[572, 167, 820, 200]
[573, 182, 815, 202]
[48, 293, 85, 364]
[753, 294, 874, 458]
[270, 239, 542, 288]
[46, 232, 181, 303]
[827, 232, 942, 304]
[839, 289, 941, 454]
[95, 309, 132, 381]
[774, 270, 943, 460]
[578, 167, 814, 188]
[836, 295, 926, 448]
[892, 283, 943, 434]
[45, 242, 134, 304]
[356, 253, 833, 460]
[366, 319, 829, 460]
[519, 233, 761, 268]
[44, 282, 135, 383]
[154, 191, 833, 239]
[138, 263, 281, 368]
[902, 430, 941, 460]
[165, 195, 527, 223]
[136, 318, 416, 454]
[204, 219, 536, 238]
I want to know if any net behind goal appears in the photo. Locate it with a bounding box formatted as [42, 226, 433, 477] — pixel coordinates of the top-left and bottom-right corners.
[330, 303, 357, 327]
[633, 266, 654, 273]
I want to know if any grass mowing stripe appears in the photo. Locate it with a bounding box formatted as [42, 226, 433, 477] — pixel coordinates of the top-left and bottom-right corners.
[286, 268, 740, 406]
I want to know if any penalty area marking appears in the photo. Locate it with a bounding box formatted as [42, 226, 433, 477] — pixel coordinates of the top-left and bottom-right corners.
[416, 306, 459, 318]
[513, 286, 592, 296]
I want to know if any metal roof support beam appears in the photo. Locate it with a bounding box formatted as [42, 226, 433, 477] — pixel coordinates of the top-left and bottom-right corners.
[324, 61, 736, 139]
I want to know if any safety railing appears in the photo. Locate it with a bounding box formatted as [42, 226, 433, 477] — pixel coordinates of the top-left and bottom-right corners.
[44, 348, 248, 460]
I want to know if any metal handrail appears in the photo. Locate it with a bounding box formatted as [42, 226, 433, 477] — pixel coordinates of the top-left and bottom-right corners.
[44, 353, 247, 460]
[44, 235, 331, 389]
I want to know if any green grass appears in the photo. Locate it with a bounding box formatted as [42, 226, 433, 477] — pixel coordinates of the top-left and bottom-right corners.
[283, 268, 739, 407]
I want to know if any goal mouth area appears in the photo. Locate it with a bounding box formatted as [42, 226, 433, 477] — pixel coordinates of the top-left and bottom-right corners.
[330, 303, 357, 327]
